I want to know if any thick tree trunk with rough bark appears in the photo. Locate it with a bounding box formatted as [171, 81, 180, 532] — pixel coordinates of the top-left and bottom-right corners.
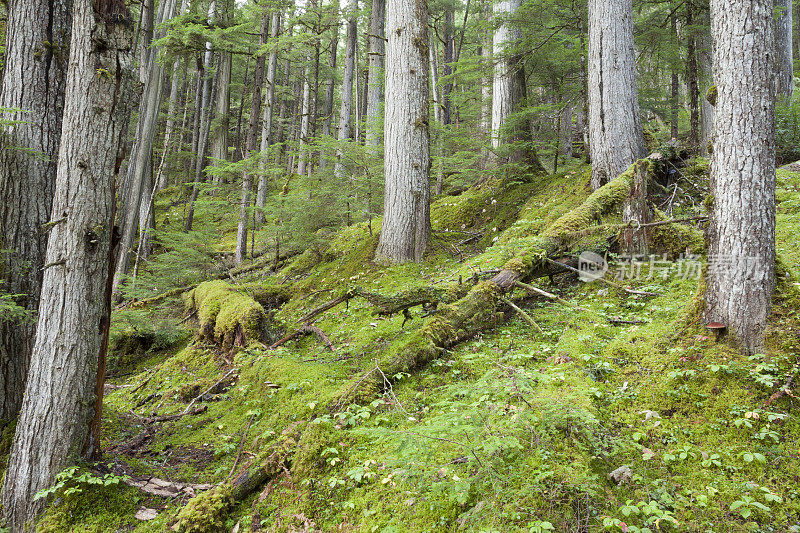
[491, 0, 544, 172]
[0, 0, 71, 421]
[375, 0, 431, 263]
[365, 0, 386, 151]
[113, 0, 178, 299]
[0, 0, 135, 528]
[776, 0, 794, 101]
[706, 0, 776, 355]
[334, 0, 358, 178]
[236, 10, 269, 264]
[587, 0, 646, 189]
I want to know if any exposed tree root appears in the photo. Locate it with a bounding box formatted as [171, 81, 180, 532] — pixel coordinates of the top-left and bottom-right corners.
[269, 325, 334, 352]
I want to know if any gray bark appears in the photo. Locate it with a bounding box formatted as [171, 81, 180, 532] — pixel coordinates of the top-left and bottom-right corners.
[210, 0, 233, 175]
[0, 0, 135, 528]
[236, 10, 270, 263]
[776, 0, 794, 101]
[706, 0, 776, 354]
[698, 15, 714, 155]
[375, 0, 431, 263]
[334, 0, 358, 178]
[365, 0, 386, 150]
[113, 0, 178, 299]
[297, 58, 313, 176]
[587, 0, 646, 189]
[491, 0, 544, 171]
[155, 0, 190, 191]
[185, 39, 217, 232]
[0, 0, 71, 421]
[256, 11, 282, 228]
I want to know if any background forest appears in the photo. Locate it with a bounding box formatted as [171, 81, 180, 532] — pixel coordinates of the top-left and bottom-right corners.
[1, 0, 800, 531]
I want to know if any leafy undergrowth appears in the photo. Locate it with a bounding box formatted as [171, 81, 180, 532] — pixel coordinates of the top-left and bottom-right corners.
[22, 161, 800, 532]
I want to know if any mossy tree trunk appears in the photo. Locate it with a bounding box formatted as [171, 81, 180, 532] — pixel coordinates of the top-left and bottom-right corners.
[346, 159, 649, 403]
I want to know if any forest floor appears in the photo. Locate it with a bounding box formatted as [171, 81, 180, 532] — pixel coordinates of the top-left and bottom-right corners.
[6, 157, 800, 532]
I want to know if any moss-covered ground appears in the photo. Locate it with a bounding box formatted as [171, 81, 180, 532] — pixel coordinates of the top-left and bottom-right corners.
[9, 160, 800, 532]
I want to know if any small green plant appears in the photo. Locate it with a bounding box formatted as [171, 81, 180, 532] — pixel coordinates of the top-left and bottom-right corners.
[33, 465, 127, 501]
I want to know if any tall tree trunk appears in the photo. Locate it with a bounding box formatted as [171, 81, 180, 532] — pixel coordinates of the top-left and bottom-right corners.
[334, 0, 358, 177]
[587, 0, 646, 189]
[686, 0, 700, 148]
[0, 0, 135, 527]
[256, 11, 282, 228]
[155, 0, 191, 191]
[365, 0, 386, 151]
[236, 10, 269, 263]
[0, 0, 71, 421]
[670, 12, 679, 140]
[776, 0, 794, 101]
[136, 0, 155, 84]
[321, 4, 340, 140]
[698, 11, 714, 155]
[375, 0, 430, 263]
[210, 0, 233, 176]
[185, 42, 217, 232]
[156, 58, 185, 190]
[113, 0, 178, 299]
[429, 34, 442, 124]
[491, 0, 545, 172]
[706, 0, 776, 354]
[442, 7, 455, 125]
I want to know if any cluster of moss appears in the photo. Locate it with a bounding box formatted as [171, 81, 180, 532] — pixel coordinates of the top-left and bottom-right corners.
[186, 280, 268, 350]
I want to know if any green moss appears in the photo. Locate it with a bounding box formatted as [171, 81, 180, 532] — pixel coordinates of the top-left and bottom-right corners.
[187, 280, 267, 349]
[706, 85, 717, 106]
[291, 421, 340, 479]
[173, 485, 233, 533]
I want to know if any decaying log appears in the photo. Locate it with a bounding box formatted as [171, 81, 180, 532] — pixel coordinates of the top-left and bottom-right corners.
[172, 423, 304, 533]
[332, 156, 667, 405]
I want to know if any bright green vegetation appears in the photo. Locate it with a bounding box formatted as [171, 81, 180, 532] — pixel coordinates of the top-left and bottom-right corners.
[7, 160, 800, 532]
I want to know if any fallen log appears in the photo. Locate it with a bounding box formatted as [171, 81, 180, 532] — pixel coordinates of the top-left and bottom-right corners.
[333, 157, 670, 405]
[172, 422, 304, 532]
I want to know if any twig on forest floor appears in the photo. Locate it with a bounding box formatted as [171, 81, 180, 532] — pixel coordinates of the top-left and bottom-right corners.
[374, 360, 411, 416]
[498, 295, 543, 334]
[228, 414, 255, 481]
[183, 368, 237, 415]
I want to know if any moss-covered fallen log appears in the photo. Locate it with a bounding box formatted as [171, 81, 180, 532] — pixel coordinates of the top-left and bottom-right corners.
[172, 422, 303, 533]
[185, 281, 291, 350]
[333, 158, 666, 404]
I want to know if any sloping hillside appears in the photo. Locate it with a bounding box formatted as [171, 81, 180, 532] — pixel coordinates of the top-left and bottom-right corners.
[13, 159, 800, 532]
